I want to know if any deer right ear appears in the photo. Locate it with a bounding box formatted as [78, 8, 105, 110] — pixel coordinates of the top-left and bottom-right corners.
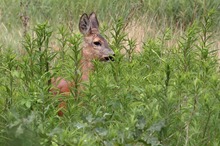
[79, 13, 91, 35]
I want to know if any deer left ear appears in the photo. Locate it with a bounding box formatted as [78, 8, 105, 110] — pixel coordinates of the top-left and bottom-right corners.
[79, 13, 91, 35]
[89, 12, 99, 29]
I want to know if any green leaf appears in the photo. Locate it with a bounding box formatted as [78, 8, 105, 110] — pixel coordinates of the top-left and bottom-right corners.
[148, 120, 165, 132]
[25, 101, 31, 109]
[15, 125, 24, 137]
[95, 127, 108, 136]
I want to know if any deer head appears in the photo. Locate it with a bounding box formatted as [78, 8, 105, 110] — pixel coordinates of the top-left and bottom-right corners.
[79, 12, 115, 62]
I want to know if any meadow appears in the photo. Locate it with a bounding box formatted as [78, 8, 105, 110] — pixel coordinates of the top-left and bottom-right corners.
[1, 0, 220, 145]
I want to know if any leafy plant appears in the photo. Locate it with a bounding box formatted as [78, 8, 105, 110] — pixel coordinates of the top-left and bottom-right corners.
[1, 0, 220, 145]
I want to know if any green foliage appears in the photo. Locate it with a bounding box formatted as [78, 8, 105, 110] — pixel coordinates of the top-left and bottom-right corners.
[1, 0, 220, 146]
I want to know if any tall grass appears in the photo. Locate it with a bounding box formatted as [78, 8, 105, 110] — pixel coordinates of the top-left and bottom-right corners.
[0, 0, 220, 145]
[1, 0, 220, 48]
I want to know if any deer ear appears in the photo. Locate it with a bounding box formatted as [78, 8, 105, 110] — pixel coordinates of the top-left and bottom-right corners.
[79, 13, 91, 35]
[89, 12, 99, 29]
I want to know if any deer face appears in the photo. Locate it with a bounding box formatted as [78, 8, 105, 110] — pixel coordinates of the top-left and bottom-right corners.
[79, 12, 115, 61]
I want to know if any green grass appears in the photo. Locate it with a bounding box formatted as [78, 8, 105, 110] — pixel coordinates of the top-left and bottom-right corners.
[1, 0, 220, 145]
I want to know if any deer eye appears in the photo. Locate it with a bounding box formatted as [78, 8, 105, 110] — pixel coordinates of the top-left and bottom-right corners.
[93, 41, 101, 46]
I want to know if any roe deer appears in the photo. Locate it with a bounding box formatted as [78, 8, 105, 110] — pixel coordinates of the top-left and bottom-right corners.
[51, 12, 115, 116]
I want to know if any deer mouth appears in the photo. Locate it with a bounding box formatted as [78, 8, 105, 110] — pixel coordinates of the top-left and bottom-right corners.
[101, 55, 115, 62]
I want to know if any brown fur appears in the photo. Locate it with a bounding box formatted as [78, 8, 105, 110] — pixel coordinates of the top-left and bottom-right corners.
[51, 12, 114, 116]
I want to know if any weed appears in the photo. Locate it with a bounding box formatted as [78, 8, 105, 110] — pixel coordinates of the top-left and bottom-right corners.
[1, 0, 220, 145]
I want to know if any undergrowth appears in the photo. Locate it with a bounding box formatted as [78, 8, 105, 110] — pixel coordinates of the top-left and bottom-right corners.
[0, 1, 220, 146]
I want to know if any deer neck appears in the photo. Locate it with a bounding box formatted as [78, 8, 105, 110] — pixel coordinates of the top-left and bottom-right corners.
[80, 49, 94, 81]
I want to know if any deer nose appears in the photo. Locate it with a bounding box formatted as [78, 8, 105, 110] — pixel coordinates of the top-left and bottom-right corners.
[112, 53, 115, 58]
[104, 56, 114, 61]
[109, 54, 115, 61]
[102, 54, 115, 61]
